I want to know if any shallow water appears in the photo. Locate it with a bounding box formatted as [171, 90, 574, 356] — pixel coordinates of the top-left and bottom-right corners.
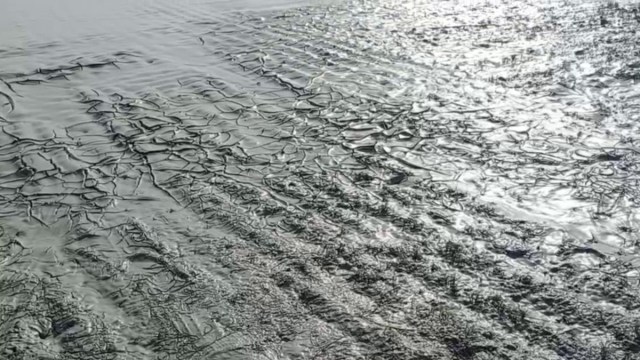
[1, 0, 640, 359]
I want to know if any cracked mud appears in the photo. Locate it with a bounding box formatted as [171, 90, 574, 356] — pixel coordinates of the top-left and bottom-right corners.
[1, 0, 640, 359]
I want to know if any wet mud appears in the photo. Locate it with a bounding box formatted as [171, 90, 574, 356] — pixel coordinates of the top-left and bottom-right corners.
[2, 0, 640, 359]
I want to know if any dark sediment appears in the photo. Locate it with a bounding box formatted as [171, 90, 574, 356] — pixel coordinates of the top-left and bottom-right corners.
[1, 0, 640, 359]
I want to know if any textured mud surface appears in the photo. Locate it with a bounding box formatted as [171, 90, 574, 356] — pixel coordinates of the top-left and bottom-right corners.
[2, 0, 640, 359]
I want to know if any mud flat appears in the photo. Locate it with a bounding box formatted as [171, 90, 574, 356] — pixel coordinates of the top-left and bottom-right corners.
[1, 0, 640, 359]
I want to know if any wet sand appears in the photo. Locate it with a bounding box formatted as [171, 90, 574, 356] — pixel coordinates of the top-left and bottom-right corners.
[1, 0, 640, 359]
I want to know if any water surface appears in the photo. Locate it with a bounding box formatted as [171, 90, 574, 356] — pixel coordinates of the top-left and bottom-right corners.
[1, 0, 640, 359]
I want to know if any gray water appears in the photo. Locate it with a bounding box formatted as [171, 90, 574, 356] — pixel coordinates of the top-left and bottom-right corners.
[2, 0, 640, 359]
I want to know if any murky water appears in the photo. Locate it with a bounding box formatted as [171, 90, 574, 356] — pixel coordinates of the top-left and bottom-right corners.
[1, 0, 640, 359]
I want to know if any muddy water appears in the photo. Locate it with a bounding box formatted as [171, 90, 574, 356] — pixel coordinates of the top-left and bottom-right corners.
[1, 0, 640, 359]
